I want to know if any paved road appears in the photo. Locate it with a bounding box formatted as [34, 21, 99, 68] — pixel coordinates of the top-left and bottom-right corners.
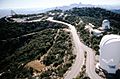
[82, 44, 102, 79]
[5, 16, 47, 23]
[47, 17, 103, 79]
[4, 16, 102, 79]
[47, 17, 84, 79]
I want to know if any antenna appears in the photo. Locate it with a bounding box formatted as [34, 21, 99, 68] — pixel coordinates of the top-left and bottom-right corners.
[11, 10, 17, 16]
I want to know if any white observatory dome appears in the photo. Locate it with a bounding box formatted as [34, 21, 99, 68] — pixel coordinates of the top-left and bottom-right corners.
[102, 19, 110, 30]
[99, 34, 120, 74]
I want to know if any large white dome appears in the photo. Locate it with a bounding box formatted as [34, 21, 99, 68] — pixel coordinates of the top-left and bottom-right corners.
[99, 34, 120, 74]
[99, 34, 120, 49]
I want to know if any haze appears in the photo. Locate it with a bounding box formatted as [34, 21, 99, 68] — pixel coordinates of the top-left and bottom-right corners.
[0, 0, 120, 9]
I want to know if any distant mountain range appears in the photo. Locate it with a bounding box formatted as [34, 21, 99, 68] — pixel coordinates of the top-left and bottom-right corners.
[111, 9, 120, 14]
[54, 3, 95, 11]
[0, 2, 120, 18]
[42, 3, 120, 11]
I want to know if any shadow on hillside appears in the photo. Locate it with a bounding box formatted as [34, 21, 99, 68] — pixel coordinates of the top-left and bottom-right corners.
[104, 69, 120, 79]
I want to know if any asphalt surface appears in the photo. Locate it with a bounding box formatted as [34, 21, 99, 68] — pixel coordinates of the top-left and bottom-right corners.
[41, 17, 102, 79]
[82, 44, 102, 79]
[47, 17, 85, 79]
[4, 16, 103, 79]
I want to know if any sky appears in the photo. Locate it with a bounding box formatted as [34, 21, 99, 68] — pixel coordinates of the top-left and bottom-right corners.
[0, 0, 120, 9]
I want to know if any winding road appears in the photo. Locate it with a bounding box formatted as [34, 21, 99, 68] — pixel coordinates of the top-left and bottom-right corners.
[82, 44, 102, 79]
[47, 17, 102, 79]
[47, 17, 84, 79]
[5, 16, 102, 79]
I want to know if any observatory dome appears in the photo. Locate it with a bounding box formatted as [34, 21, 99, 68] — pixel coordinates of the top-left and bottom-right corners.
[102, 19, 110, 30]
[99, 34, 120, 74]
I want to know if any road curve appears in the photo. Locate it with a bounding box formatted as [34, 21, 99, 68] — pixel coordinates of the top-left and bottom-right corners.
[47, 17, 103, 79]
[82, 44, 102, 79]
[47, 17, 84, 79]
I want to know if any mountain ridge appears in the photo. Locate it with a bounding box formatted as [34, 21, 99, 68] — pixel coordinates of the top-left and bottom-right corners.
[0, 2, 120, 18]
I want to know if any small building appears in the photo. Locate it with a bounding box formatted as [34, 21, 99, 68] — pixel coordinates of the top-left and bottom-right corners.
[89, 23, 95, 28]
[91, 29, 103, 37]
[102, 19, 110, 30]
[85, 24, 103, 37]
[99, 34, 120, 74]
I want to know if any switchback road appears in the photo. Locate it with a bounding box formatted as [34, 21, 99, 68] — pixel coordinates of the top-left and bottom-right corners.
[82, 44, 102, 79]
[47, 17, 102, 79]
[47, 17, 84, 79]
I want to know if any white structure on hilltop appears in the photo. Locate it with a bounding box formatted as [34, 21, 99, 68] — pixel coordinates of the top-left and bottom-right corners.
[99, 34, 120, 74]
[85, 23, 103, 37]
[102, 19, 110, 30]
[91, 29, 103, 37]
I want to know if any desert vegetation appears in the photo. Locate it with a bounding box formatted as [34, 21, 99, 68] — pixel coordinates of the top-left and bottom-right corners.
[54, 7, 120, 55]
[0, 7, 120, 79]
[0, 16, 75, 79]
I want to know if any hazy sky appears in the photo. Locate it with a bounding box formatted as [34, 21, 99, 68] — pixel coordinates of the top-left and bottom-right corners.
[0, 0, 120, 9]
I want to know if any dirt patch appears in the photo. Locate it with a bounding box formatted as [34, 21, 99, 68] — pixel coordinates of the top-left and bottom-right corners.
[25, 60, 45, 72]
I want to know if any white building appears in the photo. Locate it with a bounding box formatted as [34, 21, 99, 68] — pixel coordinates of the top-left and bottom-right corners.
[91, 29, 103, 37]
[99, 34, 120, 74]
[85, 24, 103, 37]
[102, 19, 110, 30]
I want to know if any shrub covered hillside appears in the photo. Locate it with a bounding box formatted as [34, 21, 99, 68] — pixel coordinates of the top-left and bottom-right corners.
[0, 18, 65, 40]
[0, 19, 66, 62]
[65, 7, 120, 32]
[0, 17, 75, 79]
[55, 7, 120, 54]
[0, 28, 57, 78]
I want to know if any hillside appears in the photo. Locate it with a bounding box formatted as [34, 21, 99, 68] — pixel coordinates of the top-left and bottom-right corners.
[0, 13, 75, 79]
[112, 9, 120, 14]
[0, 7, 120, 79]
[54, 7, 120, 54]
